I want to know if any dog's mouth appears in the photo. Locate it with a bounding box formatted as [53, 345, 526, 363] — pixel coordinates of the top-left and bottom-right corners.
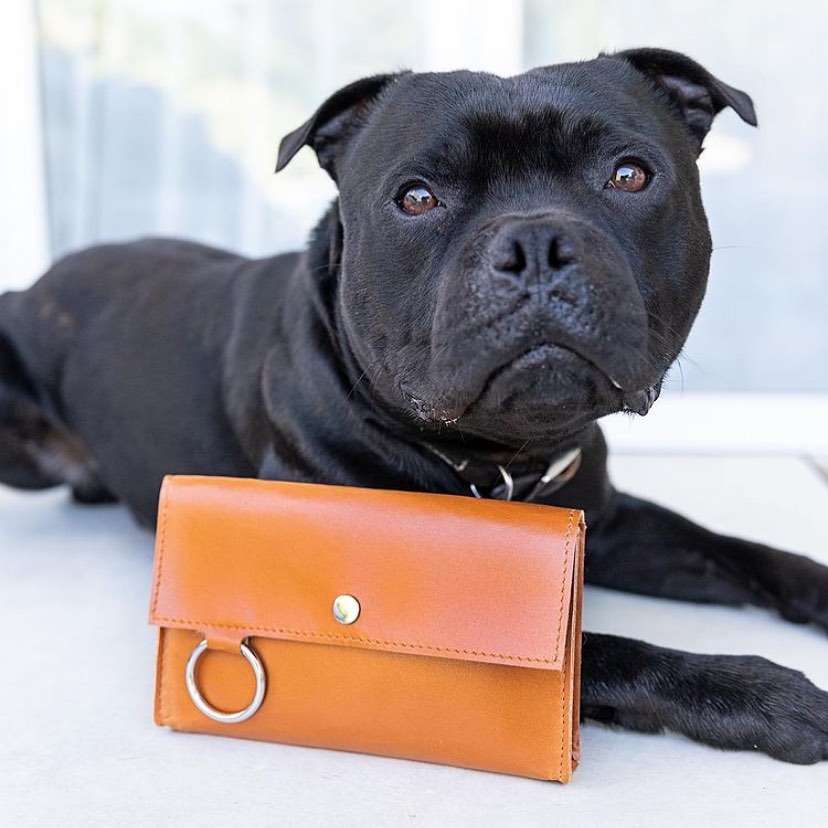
[403, 342, 662, 426]
[478, 341, 617, 398]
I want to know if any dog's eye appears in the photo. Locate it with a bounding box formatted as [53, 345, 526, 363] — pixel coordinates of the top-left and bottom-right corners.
[398, 185, 439, 215]
[608, 163, 649, 192]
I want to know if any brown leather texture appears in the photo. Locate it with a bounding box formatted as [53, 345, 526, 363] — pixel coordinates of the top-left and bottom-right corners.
[149, 475, 585, 782]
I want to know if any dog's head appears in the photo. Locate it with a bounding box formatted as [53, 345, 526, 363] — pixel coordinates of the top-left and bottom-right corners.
[276, 49, 756, 447]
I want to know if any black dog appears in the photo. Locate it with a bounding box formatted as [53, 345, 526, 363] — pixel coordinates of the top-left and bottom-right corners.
[2, 48, 828, 763]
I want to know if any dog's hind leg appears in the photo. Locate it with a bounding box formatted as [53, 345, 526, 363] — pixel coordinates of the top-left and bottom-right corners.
[0, 329, 115, 503]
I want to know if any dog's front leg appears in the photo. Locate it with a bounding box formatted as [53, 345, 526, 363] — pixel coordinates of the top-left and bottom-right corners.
[585, 492, 828, 631]
[581, 632, 828, 763]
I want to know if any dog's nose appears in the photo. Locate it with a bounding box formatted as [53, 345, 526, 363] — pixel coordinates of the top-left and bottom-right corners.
[491, 219, 577, 278]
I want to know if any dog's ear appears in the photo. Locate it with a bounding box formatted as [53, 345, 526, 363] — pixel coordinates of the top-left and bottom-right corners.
[275, 73, 403, 180]
[613, 48, 757, 147]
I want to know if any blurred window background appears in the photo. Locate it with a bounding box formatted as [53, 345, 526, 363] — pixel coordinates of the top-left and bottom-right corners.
[3, 0, 827, 449]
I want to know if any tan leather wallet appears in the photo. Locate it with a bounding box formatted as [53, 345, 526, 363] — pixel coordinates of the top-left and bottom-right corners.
[149, 475, 585, 782]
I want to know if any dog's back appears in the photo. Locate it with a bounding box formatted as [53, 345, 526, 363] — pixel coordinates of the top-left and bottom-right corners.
[0, 238, 266, 523]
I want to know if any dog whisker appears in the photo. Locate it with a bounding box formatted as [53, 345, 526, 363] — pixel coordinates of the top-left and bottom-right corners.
[345, 365, 372, 401]
[504, 438, 531, 471]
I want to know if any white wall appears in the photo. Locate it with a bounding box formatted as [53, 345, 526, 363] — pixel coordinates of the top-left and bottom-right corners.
[0, 2, 49, 288]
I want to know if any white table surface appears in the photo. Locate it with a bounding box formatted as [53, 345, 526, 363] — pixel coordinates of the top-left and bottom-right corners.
[2, 455, 827, 827]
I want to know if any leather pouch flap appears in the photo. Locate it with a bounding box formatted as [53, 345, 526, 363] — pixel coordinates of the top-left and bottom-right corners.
[149, 476, 583, 670]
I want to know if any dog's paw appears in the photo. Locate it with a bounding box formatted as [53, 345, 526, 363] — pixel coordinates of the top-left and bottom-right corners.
[761, 549, 828, 633]
[672, 653, 828, 764]
[582, 634, 828, 763]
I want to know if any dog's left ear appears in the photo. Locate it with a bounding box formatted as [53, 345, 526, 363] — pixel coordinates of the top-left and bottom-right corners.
[275, 73, 404, 181]
[613, 48, 757, 147]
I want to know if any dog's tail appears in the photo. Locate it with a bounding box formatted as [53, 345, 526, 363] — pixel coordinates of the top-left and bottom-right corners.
[0, 308, 67, 491]
[0, 294, 114, 501]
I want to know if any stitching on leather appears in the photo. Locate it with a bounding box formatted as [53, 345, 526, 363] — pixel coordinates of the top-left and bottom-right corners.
[155, 629, 163, 723]
[552, 509, 573, 663]
[150, 483, 170, 620]
[150, 618, 556, 664]
[558, 653, 567, 780]
[157, 629, 172, 727]
[152, 486, 575, 667]
[153, 486, 183, 729]
[556, 510, 575, 780]
[153, 487, 170, 726]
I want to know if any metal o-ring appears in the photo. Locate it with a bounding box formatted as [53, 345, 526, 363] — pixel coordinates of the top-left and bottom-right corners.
[185, 638, 266, 724]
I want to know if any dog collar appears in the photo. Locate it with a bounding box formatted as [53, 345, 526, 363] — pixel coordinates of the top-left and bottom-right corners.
[426, 445, 582, 502]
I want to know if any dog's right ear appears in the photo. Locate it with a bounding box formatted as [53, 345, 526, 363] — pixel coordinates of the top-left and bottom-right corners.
[275, 73, 404, 181]
[612, 49, 757, 148]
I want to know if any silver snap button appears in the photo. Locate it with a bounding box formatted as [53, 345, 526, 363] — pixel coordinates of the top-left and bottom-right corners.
[332, 594, 360, 625]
